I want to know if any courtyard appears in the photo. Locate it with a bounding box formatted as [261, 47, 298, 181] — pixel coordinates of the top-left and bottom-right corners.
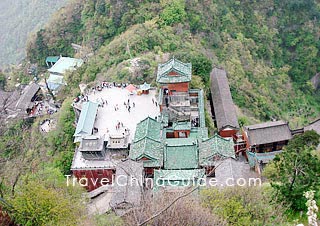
[86, 86, 160, 143]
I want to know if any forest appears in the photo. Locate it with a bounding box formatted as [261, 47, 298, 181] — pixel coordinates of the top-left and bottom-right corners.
[0, 0, 68, 68]
[0, 0, 320, 225]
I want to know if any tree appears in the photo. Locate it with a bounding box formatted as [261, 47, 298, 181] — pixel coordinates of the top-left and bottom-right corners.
[264, 131, 320, 211]
[8, 167, 87, 226]
[201, 186, 287, 225]
[159, 0, 186, 26]
[0, 72, 5, 90]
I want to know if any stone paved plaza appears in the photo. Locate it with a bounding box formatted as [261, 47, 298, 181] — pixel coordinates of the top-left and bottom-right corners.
[87, 86, 160, 142]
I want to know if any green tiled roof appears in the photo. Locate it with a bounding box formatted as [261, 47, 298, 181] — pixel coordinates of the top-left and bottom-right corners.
[129, 137, 163, 167]
[199, 134, 235, 166]
[46, 56, 60, 63]
[156, 58, 192, 84]
[190, 127, 208, 139]
[134, 117, 161, 142]
[173, 121, 191, 131]
[247, 150, 282, 167]
[153, 169, 205, 188]
[47, 74, 65, 90]
[139, 82, 151, 90]
[164, 138, 198, 169]
[74, 101, 98, 139]
[48, 57, 84, 75]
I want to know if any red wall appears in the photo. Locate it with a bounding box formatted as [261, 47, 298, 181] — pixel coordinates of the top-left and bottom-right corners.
[168, 82, 189, 93]
[173, 130, 190, 138]
[219, 129, 238, 138]
[73, 168, 114, 191]
[144, 168, 154, 177]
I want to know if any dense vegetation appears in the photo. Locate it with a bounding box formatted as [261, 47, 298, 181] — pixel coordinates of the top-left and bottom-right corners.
[25, 0, 320, 127]
[264, 131, 320, 211]
[0, 0, 68, 68]
[0, 0, 320, 225]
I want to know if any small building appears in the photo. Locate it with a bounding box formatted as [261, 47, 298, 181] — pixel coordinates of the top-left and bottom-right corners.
[198, 134, 235, 176]
[71, 135, 116, 191]
[78, 135, 106, 160]
[46, 74, 65, 92]
[243, 120, 292, 153]
[243, 120, 293, 174]
[107, 134, 130, 150]
[47, 57, 84, 91]
[110, 160, 144, 216]
[15, 83, 41, 115]
[48, 57, 84, 75]
[45, 56, 60, 67]
[74, 101, 98, 142]
[139, 82, 151, 94]
[210, 68, 239, 138]
[129, 117, 163, 177]
[247, 150, 283, 175]
[107, 134, 130, 158]
[157, 57, 192, 95]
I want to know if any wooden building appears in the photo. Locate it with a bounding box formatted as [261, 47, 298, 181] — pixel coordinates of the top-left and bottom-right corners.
[73, 101, 98, 143]
[15, 83, 42, 115]
[244, 121, 293, 174]
[210, 68, 239, 138]
[198, 134, 235, 176]
[243, 120, 292, 153]
[71, 135, 116, 191]
[129, 117, 163, 177]
[157, 58, 192, 113]
[139, 82, 151, 94]
[156, 57, 191, 93]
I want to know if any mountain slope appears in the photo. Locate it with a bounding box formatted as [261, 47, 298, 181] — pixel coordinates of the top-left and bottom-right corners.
[0, 0, 68, 67]
[27, 0, 320, 127]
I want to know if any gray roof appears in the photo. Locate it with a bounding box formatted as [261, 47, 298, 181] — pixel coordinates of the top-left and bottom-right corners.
[15, 83, 40, 110]
[210, 68, 239, 130]
[244, 120, 292, 145]
[304, 119, 320, 135]
[110, 160, 144, 216]
[0, 90, 20, 113]
[78, 135, 105, 152]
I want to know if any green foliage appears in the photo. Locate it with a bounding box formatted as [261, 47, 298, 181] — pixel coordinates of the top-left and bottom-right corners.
[0, 0, 68, 67]
[27, 2, 83, 66]
[0, 72, 5, 89]
[238, 116, 249, 127]
[47, 98, 75, 174]
[204, 109, 215, 135]
[201, 186, 287, 225]
[190, 75, 205, 90]
[159, 0, 186, 26]
[22, 0, 320, 126]
[94, 212, 124, 226]
[9, 167, 86, 226]
[264, 131, 320, 211]
[0, 120, 32, 159]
